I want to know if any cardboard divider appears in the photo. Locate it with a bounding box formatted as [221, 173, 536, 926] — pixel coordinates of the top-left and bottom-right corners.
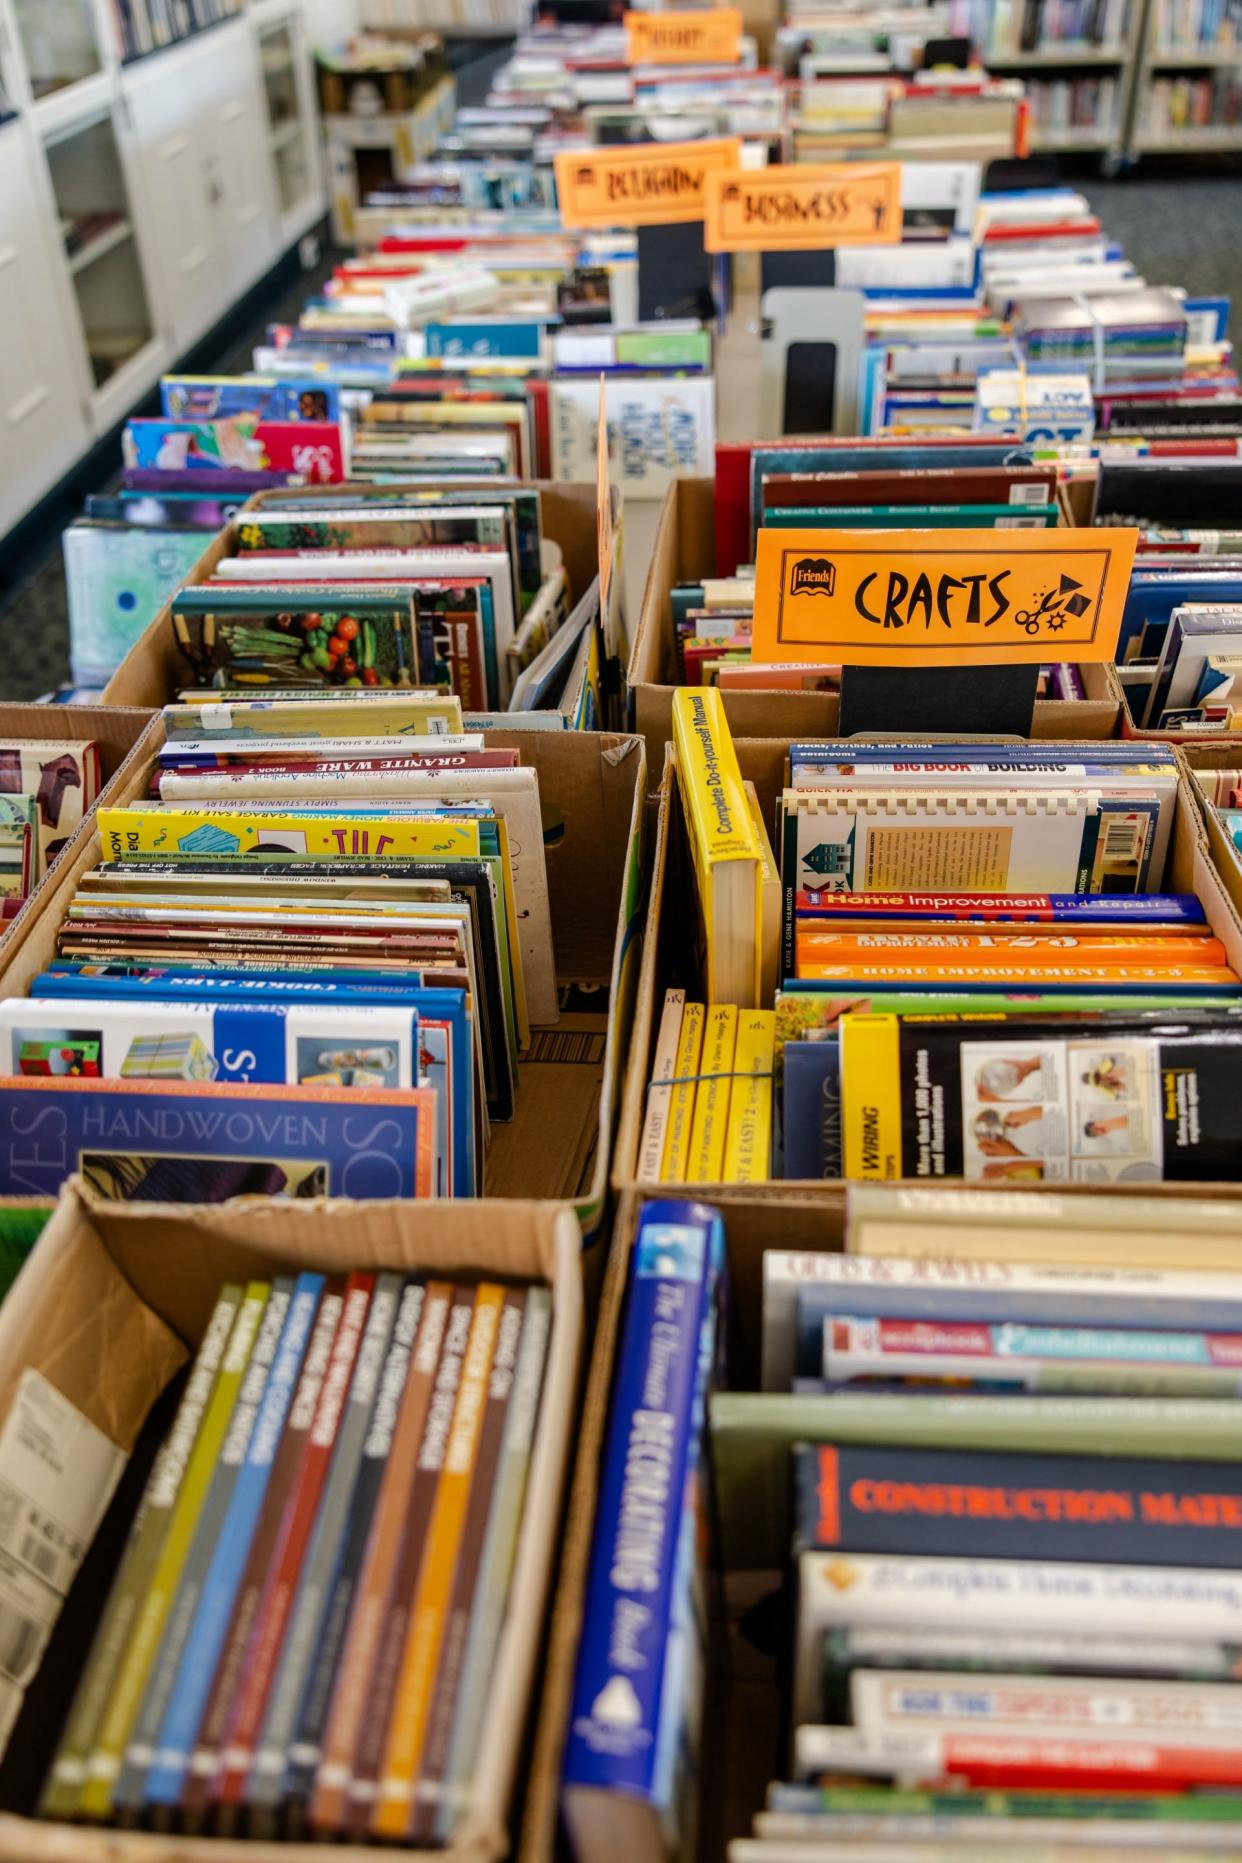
[615, 736, 1242, 1191]
[0, 724, 649, 1237]
[101, 482, 613, 713]
[0, 1180, 583, 1863]
[522, 1175, 1242, 1863]
[627, 478, 1124, 776]
[0, 708, 159, 956]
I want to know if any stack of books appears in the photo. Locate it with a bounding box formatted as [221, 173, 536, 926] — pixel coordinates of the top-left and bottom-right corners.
[42, 1269, 550, 1841]
[0, 676, 558, 1200]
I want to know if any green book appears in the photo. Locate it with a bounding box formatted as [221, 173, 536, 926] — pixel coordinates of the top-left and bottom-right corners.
[0, 1207, 50, 1299]
[74, 1281, 275, 1822]
[712, 1391, 1242, 1572]
[763, 503, 1059, 530]
[40, 1284, 246, 1821]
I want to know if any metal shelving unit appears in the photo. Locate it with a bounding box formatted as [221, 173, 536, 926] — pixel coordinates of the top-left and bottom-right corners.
[1129, 0, 1242, 155]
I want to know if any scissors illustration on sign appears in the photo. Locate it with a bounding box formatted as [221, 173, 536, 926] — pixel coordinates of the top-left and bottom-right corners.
[1013, 573, 1093, 636]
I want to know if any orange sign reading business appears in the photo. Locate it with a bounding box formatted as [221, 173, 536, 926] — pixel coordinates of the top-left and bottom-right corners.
[553, 138, 742, 229]
[624, 7, 743, 63]
[751, 527, 1138, 669]
[703, 162, 903, 252]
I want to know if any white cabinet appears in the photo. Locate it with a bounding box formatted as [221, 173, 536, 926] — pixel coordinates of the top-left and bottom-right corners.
[122, 21, 278, 355]
[0, 121, 91, 536]
[254, 6, 325, 245]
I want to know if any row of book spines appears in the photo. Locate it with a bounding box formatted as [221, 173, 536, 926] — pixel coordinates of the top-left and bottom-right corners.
[44, 1270, 548, 1842]
[652, 1000, 775, 1184]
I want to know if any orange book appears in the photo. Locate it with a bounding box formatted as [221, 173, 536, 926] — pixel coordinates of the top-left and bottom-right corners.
[795, 959, 1240, 986]
[307, 1283, 454, 1835]
[371, 1284, 505, 1838]
[795, 928, 1230, 971]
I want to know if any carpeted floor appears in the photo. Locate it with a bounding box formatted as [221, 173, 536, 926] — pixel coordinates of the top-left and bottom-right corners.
[1, 158, 1241, 702]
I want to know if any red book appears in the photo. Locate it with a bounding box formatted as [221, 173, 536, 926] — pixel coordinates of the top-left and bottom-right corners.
[211, 1276, 375, 1814]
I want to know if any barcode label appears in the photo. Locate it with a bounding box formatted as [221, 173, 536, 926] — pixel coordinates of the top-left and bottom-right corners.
[1009, 484, 1052, 506]
[0, 1373, 125, 1598]
[1101, 816, 1142, 858]
[525, 1028, 606, 1065]
[996, 515, 1050, 529]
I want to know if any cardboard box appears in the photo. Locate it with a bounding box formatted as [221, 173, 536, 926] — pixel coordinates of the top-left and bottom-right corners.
[0, 1179, 582, 1862]
[613, 735, 1242, 1191]
[0, 724, 648, 1239]
[521, 1175, 1242, 1862]
[627, 478, 1123, 774]
[101, 482, 615, 714]
[0, 707, 158, 956]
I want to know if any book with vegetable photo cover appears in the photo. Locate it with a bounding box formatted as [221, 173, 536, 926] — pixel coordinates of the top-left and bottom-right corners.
[170, 590, 420, 691]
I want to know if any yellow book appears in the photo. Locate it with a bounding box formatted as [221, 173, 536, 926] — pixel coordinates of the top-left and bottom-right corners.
[841, 1013, 901, 1180]
[371, 1286, 504, 1837]
[744, 779, 780, 1007]
[671, 688, 761, 1009]
[660, 1000, 705, 1183]
[96, 807, 481, 865]
[723, 1008, 775, 1182]
[687, 1003, 737, 1183]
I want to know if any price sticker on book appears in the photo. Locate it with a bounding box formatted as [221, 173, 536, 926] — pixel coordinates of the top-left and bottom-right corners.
[751, 527, 1138, 668]
[553, 138, 742, 229]
[624, 7, 742, 63]
[703, 163, 902, 252]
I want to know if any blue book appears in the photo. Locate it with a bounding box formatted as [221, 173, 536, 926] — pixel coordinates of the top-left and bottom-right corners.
[562, 1200, 725, 1859]
[112, 1278, 295, 1816]
[0, 1075, 434, 1200]
[33, 968, 475, 1198]
[793, 894, 1207, 927]
[139, 1276, 323, 1809]
[781, 1041, 841, 1181]
[160, 377, 342, 423]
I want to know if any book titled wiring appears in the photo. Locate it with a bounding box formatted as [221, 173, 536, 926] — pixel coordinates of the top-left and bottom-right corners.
[839, 1010, 1242, 1185]
[562, 1200, 725, 1863]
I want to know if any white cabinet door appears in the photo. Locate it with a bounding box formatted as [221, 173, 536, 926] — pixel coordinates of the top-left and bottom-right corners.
[0, 123, 90, 536]
[122, 49, 225, 353]
[197, 24, 278, 303]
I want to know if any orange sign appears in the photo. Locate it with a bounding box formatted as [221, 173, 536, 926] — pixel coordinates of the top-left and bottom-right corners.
[751, 527, 1137, 668]
[553, 138, 742, 229]
[704, 162, 903, 252]
[624, 7, 742, 64]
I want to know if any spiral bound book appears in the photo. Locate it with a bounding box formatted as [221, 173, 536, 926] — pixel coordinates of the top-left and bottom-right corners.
[779, 789, 1161, 980]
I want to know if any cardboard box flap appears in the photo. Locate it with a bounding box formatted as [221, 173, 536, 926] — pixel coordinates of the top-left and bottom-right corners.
[0, 1190, 185, 1455]
[85, 1187, 572, 1345]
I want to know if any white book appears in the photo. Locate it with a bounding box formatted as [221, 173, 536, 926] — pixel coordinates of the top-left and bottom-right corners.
[781, 789, 1158, 899]
[551, 376, 715, 501]
[761, 1249, 1242, 1392]
[794, 1553, 1242, 1726]
[851, 1668, 1242, 1744]
[637, 989, 687, 1181]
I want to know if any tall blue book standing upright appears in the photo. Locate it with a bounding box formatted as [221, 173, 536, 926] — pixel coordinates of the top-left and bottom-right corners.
[562, 1199, 726, 1863]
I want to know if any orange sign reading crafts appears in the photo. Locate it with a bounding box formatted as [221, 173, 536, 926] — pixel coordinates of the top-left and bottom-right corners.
[553, 138, 742, 229]
[751, 527, 1138, 669]
[624, 7, 742, 63]
[704, 162, 903, 252]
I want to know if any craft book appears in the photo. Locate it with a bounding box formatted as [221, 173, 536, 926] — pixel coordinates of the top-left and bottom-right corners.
[0, 1076, 434, 1201]
[839, 1010, 1242, 1185]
